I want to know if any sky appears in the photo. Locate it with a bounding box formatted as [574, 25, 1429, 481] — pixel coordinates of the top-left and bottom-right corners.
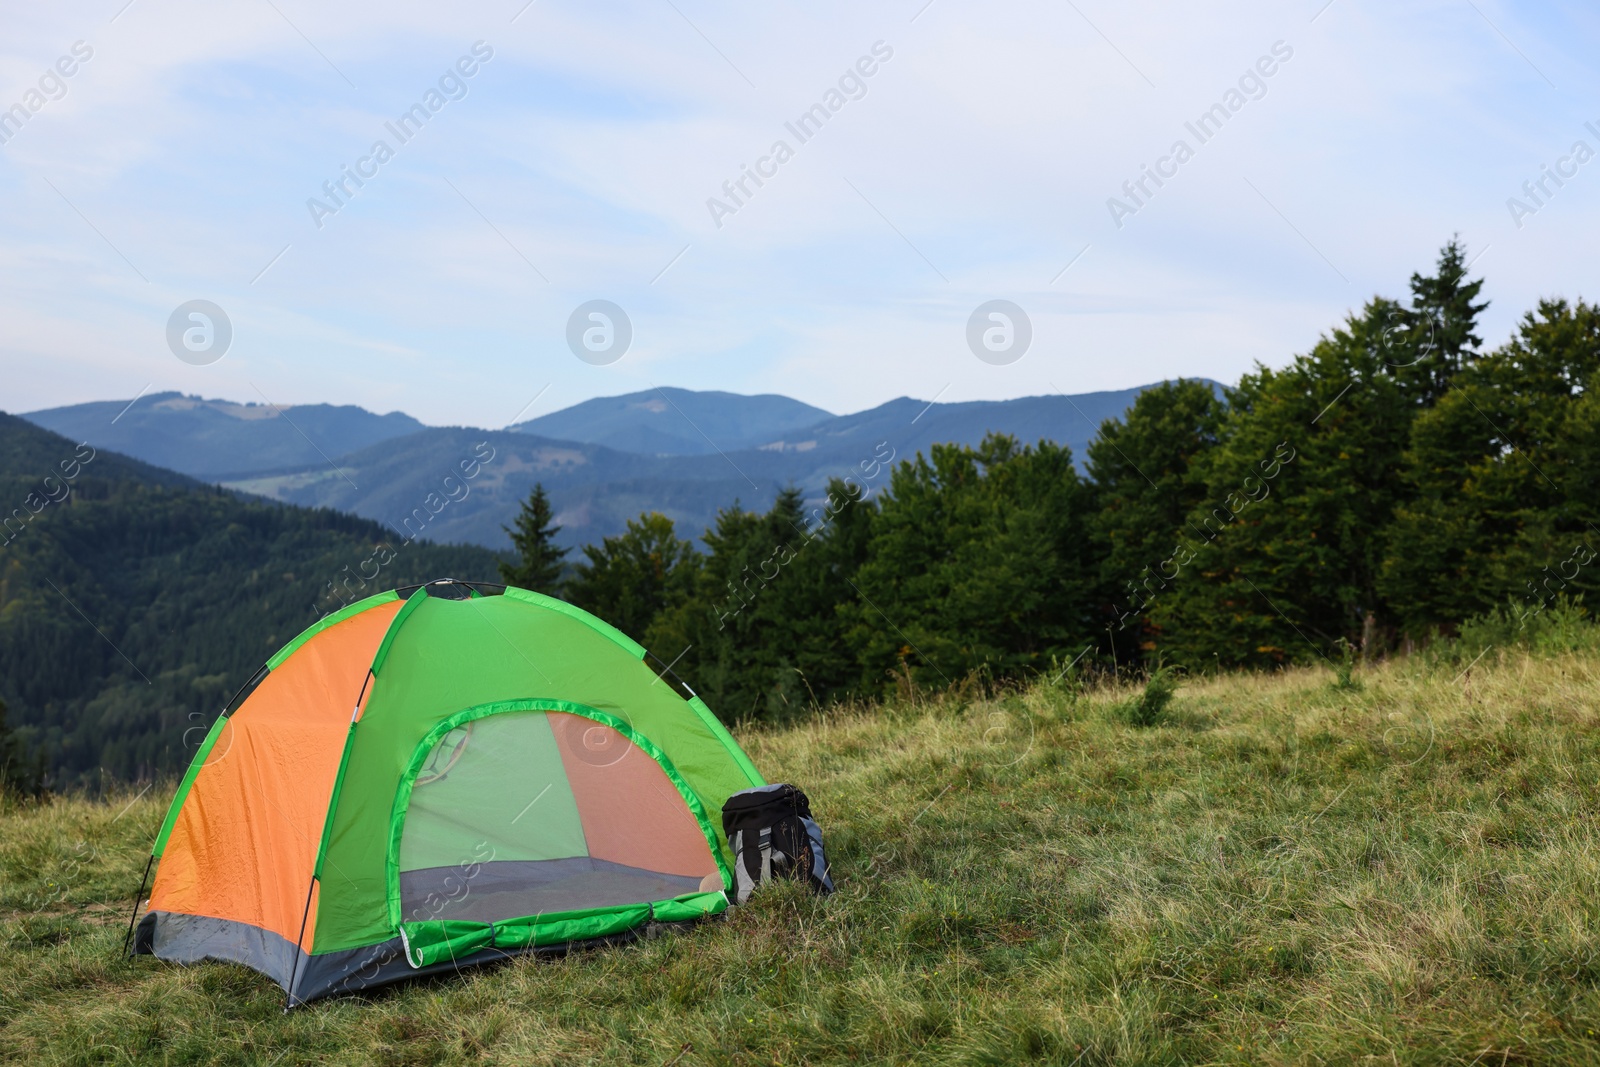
[1, 0, 1596, 427]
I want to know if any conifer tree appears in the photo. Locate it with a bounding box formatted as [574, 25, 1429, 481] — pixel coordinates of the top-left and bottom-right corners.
[1391, 236, 1489, 403]
[844, 434, 1096, 689]
[1379, 298, 1600, 633]
[498, 483, 568, 594]
[1149, 241, 1490, 666]
[1086, 378, 1226, 659]
[649, 489, 816, 721]
[566, 512, 698, 643]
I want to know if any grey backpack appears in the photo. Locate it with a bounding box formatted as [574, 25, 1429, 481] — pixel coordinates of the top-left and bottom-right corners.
[720, 783, 833, 904]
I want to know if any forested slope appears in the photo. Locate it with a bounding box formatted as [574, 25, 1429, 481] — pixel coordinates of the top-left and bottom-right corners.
[0, 413, 502, 786]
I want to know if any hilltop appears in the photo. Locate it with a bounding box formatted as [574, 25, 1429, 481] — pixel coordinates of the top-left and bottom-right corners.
[3, 643, 1599, 1064]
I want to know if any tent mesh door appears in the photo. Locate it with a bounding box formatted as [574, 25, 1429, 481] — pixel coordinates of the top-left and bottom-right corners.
[398, 711, 719, 924]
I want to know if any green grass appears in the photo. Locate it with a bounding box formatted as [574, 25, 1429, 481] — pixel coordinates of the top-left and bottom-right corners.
[5, 649, 1600, 1065]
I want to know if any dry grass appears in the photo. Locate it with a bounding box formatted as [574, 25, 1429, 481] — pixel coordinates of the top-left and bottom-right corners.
[4, 647, 1600, 1064]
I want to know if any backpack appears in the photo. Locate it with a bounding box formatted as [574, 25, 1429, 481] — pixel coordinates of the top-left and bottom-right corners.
[721, 783, 834, 904]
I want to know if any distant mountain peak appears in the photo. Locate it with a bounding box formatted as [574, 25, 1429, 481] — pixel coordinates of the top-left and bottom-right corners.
[23, 393, 425, 480]
[510, 388, 836, 457]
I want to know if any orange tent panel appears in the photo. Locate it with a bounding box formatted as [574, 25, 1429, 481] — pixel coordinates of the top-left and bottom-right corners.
[149, 599, 403, 949]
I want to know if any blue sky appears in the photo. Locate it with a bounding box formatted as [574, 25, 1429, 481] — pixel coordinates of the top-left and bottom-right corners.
[1, 0, 1596, 427]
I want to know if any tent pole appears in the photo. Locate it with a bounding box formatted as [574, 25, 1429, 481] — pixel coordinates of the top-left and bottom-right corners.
[647, 649, 697, 699]
[120, 854, 155, 958]
[284, 876, 316, 1012]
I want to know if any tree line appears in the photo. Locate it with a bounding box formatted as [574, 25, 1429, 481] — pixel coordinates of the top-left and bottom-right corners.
[6, 238, 1583, 789]
[500, 241, 1600, 722]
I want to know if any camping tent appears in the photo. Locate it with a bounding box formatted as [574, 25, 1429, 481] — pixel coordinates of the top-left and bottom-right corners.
[128, 579, 766, 1005]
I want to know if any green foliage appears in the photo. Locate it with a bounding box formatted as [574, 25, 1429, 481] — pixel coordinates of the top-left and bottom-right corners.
[1120, 665, 1178, 727]
[1456, 594, 1599, 658]
[1390, 236, 1489, 403]
[1332, 638, 1362, 691]
[1087, 378, 1225, 649]
[1146, 241, 1493, 669]
[565, 512, 697, 644]
[607, 436, 1100, 724]
[0, 698, 43, 798]
[1379, 299, 1600, 633]
[647, 487, 830, 722]
[498, 483, 568, 594]
[843, 434, 1097, 692]
[1150, 302, 1416, 667]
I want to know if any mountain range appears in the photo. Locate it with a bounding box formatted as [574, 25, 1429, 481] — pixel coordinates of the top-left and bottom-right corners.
[23, 384, 1205, 549]
[24, 393, 427, 481]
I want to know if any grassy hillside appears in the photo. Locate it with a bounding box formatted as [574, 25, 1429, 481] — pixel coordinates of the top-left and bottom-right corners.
[4, 647, 1600, 1064]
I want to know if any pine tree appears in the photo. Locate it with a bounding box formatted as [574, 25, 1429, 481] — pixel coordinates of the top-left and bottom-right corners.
[1149, 241, 1491, 667]
[566, 512, 698, 643]
[648, 489, 816, 721]
[1086, 378, 1227, 660]
[1390, 236, 1489, 404]
[765, 477, 876, 705]
[845, 434, 1096, 690]
[1151, 302, 1413, 666]
[1379, 298, 1600, 634]
[498, 484, 568, 594]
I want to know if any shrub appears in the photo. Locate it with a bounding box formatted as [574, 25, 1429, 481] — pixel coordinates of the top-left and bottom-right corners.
[1121, 666, 1178, 728]
[1332, 638, 1362, 691]
[1458, 594, 1598, 658]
